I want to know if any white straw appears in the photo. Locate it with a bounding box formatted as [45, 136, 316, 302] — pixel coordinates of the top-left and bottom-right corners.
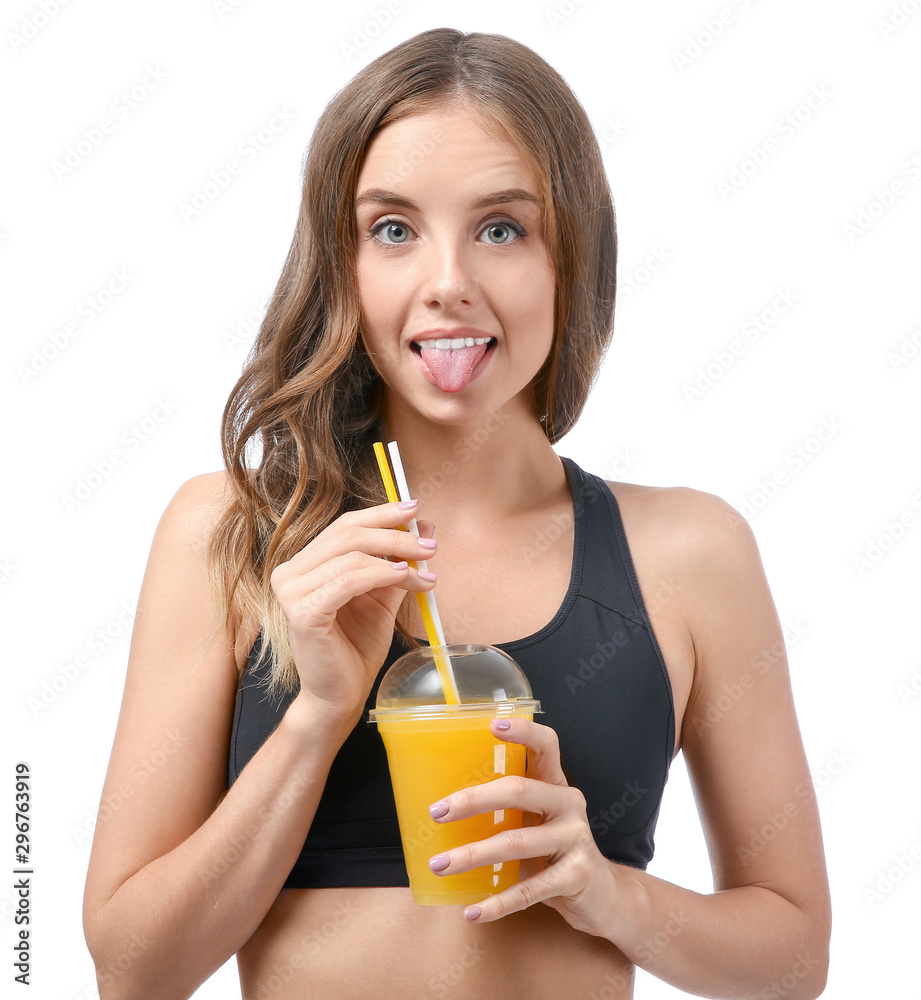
[387, 440, 459, 691]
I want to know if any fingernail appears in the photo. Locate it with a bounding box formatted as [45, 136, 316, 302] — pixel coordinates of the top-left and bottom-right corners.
[418, 537, 437, 550]
[493, 718, 512, 731]
[398, 499, 419, 510]
[418, 570, 437, 582]
[429, 800, 449, 819]
[464, 906, 482, 921]
[392, 560, 409, 570]
[429, 854, 450, 872]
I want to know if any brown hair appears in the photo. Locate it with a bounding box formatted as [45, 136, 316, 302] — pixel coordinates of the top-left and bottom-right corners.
[206, 27, 617, 694]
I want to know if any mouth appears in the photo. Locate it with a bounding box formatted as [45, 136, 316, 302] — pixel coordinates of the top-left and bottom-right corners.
[410, 336, 497, 393]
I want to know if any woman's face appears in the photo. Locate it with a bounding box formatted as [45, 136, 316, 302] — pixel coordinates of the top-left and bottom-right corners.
[354, 102, 556, 429]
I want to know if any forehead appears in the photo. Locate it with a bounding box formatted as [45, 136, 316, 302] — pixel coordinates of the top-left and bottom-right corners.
[355, 105, 538, 197]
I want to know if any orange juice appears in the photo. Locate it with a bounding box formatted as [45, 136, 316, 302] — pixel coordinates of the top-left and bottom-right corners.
[377, 709, 533, 905]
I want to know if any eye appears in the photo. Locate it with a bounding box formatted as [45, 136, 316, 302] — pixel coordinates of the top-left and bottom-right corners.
[480, 220, 527, 245]
[367, 217, 414, 247]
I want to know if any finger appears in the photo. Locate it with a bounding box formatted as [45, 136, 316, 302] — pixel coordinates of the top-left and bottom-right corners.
[278, 517, 436, 580]
[489, 718, 569, 786]
[280, 552, 435, 628]
[428, 821, 566, 876]
[463, 854, 594, 923]
[429, 774, 581, 824]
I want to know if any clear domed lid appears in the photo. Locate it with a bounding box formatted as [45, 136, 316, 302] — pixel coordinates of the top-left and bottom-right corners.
[369, 644, 541, 719]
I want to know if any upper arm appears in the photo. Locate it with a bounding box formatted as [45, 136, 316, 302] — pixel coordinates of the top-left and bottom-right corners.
[83, 471, 242, 927]
[674, 490, 830, 928]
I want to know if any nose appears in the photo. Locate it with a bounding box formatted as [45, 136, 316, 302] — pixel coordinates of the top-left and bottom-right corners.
[420, 237, 478, 310]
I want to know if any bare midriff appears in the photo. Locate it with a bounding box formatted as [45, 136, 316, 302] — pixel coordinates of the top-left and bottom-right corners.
[236, 886, 635, 999]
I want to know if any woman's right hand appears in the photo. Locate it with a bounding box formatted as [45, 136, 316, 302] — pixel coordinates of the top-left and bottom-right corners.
[269, 498, 436, 725]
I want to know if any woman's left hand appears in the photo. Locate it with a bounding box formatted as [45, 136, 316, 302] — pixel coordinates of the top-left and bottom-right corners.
[427, 717, 621, 933]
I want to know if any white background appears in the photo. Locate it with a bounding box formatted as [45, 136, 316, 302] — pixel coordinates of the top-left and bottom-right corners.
[3, 0, 920, 997]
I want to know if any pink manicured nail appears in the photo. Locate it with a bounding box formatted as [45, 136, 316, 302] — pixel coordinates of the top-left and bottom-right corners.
[398, 499, 419, 510]
[493, 718, 511, 731]
[429, 854, 450, 872]
[429, 800, 449, 819]
[418, 570, 437, 582]
[392, 561, 409, 570]
[464, 906, 482, 921]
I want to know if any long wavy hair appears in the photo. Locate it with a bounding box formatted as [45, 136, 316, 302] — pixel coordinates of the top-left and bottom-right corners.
[205, 27, 617, 695]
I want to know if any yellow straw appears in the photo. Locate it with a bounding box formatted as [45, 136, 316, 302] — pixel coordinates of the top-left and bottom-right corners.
[373, 441, 460, 704]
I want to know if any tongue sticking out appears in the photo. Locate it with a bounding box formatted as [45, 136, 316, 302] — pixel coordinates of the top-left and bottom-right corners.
[418, 343, 489, 393]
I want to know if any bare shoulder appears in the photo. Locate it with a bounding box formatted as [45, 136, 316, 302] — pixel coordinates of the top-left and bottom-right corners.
[160, 469, 235, 549]
[158, 469, 262, 670]
[599, 481, 766, 760]
[603, 480, 758, 579]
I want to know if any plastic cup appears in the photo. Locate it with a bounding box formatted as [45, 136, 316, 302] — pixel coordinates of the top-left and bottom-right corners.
[369, 643, 541, 906]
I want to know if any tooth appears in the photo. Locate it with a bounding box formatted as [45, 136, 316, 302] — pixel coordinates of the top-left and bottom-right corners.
[435, 338, 451, 349]
[474, 337, 488, 345]
[465, 337, 475, 347]
[449, 338, 465, 348]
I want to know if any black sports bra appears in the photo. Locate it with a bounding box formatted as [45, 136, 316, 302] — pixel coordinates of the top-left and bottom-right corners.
[226, 456, 675, 887]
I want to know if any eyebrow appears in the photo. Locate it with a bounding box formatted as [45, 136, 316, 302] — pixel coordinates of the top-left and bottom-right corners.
[354, 187, 540, 211]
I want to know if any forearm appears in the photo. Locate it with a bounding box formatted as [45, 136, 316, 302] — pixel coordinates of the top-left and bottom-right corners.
[86, 698, 350, 1000]
[600, 864, 829, 999]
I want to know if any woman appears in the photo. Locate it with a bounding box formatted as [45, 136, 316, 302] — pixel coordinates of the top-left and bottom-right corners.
[83, 28, 831, 1000]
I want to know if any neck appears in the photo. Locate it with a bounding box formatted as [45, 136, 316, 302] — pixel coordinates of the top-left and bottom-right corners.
[376, 394, 565, 525]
